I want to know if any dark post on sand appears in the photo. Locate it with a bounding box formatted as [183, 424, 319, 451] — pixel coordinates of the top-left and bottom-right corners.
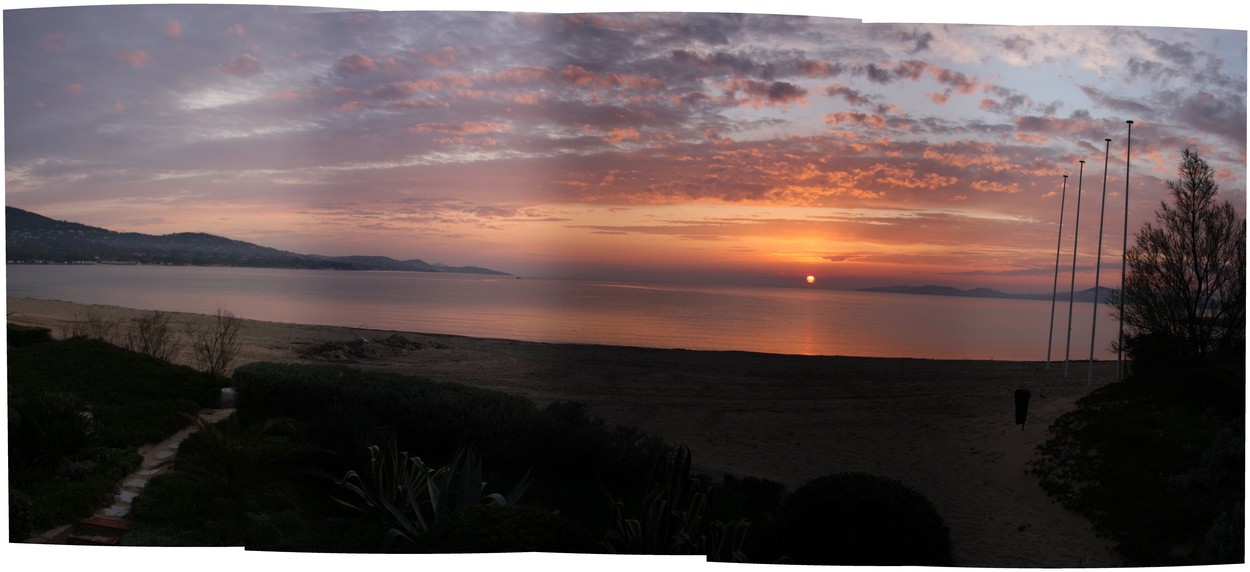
[1014, 389, 1032, 431]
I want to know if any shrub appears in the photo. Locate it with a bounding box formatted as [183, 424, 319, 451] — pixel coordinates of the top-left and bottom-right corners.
[174, 415, 313, 507]
[1031, 378, 1242, 565]
[187, 307, 242, 379]
[8, 337, 221, 406]
[9, 488, 35, 542]
[59, 308, 119, 342]
[7, 390, 99, 471]
[707, 474, 789, 563]
[775, 472, 952, 566]
[14, 447, 142, 535]
[232, 363, 677, 534]
[92, 398, 206, 447]
[7, 323, 52, 347]
[124, 310, 183, 363]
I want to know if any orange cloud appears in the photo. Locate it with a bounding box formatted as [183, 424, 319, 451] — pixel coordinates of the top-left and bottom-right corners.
[970, 180, 1020, 193]
[603, 127, 642, 144]
[115, 50, 151, 68]
[164, 20, 182, 38]
[824, 111, 887, 129]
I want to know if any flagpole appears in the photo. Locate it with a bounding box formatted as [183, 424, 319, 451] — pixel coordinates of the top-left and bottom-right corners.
[1065, 161, 1085, 378]
[1089, 139, 1112, 387]
[1117, 120, 1134, 381]
[1047, 174, 1069, 370]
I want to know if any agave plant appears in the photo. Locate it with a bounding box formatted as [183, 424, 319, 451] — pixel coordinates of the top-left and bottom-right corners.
[9, 390, 102, 473]
[334, 441, 532, 549]
[602, 444, 750, 562]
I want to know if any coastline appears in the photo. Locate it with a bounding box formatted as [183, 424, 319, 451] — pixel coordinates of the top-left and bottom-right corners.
[4, 296, 1122, 567]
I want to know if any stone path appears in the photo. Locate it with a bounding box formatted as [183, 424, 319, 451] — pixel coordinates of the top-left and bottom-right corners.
[26, 406, 237, 545]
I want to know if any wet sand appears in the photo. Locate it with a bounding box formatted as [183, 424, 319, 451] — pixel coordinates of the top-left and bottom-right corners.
[5, 296, 1123, 567]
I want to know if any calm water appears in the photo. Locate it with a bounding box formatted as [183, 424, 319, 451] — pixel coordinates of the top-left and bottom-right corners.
[5, 265, 1120, 361]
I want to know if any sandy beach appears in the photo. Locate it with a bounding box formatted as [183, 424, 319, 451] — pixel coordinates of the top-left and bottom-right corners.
[6, 296, 1123, 567]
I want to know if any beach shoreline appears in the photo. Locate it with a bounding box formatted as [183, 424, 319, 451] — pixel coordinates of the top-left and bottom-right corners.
[5, 296, 1123, 567]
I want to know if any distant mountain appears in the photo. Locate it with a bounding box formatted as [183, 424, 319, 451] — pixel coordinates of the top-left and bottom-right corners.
[4, 206, 510, 276]
[859, 284, 1116, 303]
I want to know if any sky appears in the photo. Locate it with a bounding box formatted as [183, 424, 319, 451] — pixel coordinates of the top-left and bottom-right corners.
[3, 1, 1247, 292]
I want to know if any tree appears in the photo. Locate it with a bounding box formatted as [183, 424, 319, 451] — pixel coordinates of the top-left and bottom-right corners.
[1115, 146, 1246, 369]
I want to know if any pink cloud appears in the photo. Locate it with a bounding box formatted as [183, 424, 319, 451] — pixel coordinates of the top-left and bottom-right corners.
[424, 46, 457, 66]
[267, 88, 317, 100]
[214, 54, 262, 77]
[824, 111, 887, 129]
[335, 53, 375, 75]
[65, 83, 87, 94]
[225, 24, 246, 38]
[409, 121, 511, 135]
[115, 50, 151, 68]
[164, 20, 182, 38]
[367, 79, 443, 99]
[797, 59, 843, 77]
[42, 33, 70, 52]
[560, 65, 663, 91]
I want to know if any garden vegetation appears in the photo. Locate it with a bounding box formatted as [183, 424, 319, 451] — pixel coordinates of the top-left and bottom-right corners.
[9, 320, 954, 563]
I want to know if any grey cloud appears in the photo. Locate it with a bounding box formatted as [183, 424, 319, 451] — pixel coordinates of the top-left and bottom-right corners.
[1171, 91, 1247, 150]
[902, 30, 933, 54]
[1079, 85, 1152, 115]
[1145, 36, 1197, 67]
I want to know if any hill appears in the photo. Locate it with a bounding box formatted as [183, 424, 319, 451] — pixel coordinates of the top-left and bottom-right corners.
[4, 206, 509, 275]
[859, 284, 1115, 303]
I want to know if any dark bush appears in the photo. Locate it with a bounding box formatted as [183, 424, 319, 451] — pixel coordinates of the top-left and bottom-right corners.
[413, 505, 603, 553]
[7, 390, 98, 470]
[776, 472, 951, 566]
[232, 362, 538, 467]
[232, 363, 672, 523]
[8, 337, 221, 407]
[708, 474, 789, 563]
[7, 323, 53, 347]
[9, 488, 35, 542]
[1031, 378, 1243, 565]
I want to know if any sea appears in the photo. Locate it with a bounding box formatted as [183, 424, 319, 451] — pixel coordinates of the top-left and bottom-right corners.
[5, 264, 1121, 361]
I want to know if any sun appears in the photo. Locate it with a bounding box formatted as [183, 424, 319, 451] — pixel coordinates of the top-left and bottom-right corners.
[806, 275, 816, 284]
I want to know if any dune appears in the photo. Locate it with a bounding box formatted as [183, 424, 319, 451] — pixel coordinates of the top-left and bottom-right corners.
[5, 296, 1122, 567]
